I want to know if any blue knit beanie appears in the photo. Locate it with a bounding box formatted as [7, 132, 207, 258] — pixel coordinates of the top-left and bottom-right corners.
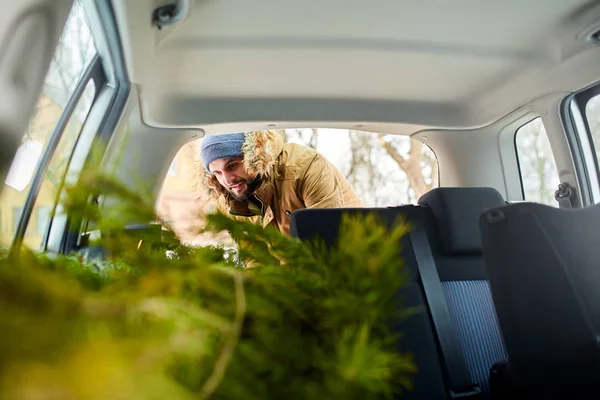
[200, 133, 246, 171]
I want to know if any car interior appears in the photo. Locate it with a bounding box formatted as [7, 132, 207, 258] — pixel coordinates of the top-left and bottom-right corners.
[2, 0, 600, 398]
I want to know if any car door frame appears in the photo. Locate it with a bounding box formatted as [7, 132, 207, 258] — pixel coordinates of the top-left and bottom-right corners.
[6, 0, 131, 256]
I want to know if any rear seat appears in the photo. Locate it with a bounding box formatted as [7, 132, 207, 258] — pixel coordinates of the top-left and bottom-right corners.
[418, 188, 507, 394]
[290, 187, 507, 398]
[290, 207, 449, 399]
[480, 201, 600, 398]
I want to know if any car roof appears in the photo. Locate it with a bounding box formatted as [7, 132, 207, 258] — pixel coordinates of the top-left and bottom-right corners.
[113, 0, 600, 135]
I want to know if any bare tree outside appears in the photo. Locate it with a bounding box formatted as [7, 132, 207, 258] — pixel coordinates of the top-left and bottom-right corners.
[45, 1, 96, 126]
[286, 128, 320, 149]
[515, 118, 560, 205]
[378, 134, 438, 200]
[23, 1, 95, 144]
[285, 128, 439, 206]
[346, 131, 380, 205]
[37, 1, 97, 188]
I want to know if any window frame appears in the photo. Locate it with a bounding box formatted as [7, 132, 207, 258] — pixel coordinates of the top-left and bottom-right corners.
[564, 84, 600, 205]
[57, 0, 131, 255]
[513, 116, 562, 206]
[10, 0, 132, 256]
[41, 63, 106, 251]
[10, 56, 104, 254]
[574, 85, 600, 136]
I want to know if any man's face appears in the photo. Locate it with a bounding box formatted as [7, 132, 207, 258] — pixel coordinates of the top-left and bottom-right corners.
[208, 156, 260, 201]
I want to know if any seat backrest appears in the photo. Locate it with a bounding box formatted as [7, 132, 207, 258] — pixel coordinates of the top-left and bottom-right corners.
[480, 202, 600, 397]
[417, 187, 508, 395]
[290, 187, 509, 397]
[290, 207, 449, 400]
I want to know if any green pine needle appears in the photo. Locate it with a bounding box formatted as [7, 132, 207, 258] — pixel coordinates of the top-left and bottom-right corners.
[0, 171, 418, 399]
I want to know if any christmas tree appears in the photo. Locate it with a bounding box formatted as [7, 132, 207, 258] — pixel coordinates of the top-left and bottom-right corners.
[0, 171, 417, 399]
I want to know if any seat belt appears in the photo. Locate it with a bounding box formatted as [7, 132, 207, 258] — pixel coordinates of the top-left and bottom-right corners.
[554, 183, 576, 209]
[409, 225, 482, 399]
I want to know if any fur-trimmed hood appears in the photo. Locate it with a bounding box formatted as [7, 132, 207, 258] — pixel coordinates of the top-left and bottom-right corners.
[201, 130, 284, 199]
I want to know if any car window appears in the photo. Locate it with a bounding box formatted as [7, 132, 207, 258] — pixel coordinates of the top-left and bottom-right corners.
[157, 129, 438, 246]
[12, 208, 23, 235]
[36, 206, 52, 236]
[515, 117, 560, 206]
[168, 158, 178, 176]
[585, 94, 600, 168]
[0, 1, 97, 250]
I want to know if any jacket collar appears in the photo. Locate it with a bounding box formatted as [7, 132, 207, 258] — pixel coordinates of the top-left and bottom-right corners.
[226, 178, 275, 221]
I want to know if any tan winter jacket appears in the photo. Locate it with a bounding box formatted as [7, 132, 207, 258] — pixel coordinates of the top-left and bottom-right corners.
[202, 130, 364, 236]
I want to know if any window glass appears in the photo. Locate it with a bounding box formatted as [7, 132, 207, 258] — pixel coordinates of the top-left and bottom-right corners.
[23, 80, 96, 248]
[36, 206, 52, 236]
[585, 94, 600, 168]
[156, 129, 438, 246]
[13, 208, 23, 234]
[168, 157, 178, 176]
[515, 118, 560, 206]
[0, 1, 97, 249]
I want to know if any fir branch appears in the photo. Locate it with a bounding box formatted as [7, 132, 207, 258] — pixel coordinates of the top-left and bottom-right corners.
[200, 272, 246, 399]
[0, 171, 418, 399]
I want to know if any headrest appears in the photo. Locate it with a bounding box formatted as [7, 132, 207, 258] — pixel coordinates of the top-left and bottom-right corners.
[418, 187, 505, 254]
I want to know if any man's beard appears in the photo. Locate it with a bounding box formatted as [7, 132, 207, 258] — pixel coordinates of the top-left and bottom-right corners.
[229, 176, 261, 202]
